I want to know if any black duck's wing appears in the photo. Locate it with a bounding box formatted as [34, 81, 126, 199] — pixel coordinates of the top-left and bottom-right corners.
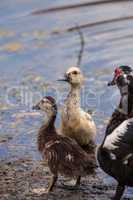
[103, 118, 133, 159]
[105, 109, 127, 136]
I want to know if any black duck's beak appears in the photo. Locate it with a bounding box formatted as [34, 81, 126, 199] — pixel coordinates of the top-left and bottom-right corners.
[32, 104, 40, 110]
[107, 76, 117, 86]
[108, 79, 116, 86]
[108, 67, 123, 86]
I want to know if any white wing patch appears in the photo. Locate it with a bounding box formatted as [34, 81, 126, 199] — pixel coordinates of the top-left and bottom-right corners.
[65, 154, 74, 162]
[103, 118, 133, 151]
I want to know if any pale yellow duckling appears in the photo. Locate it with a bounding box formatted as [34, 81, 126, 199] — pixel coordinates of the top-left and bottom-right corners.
[58, 67, 96, 152]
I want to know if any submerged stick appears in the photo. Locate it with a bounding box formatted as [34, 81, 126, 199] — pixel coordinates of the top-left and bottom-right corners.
[76, 26, 85, 68]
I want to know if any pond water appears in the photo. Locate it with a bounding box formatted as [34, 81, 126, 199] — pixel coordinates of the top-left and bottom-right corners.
[0, 0, 133, 196]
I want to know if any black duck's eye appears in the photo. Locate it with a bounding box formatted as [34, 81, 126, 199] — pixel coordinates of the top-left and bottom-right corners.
[72, 71, 78, 75]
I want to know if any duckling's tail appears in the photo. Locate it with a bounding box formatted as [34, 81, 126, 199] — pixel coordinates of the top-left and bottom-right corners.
[82, 141, 96, 154]
[84, 152, 98, 175]
[80, 142, 97, 175]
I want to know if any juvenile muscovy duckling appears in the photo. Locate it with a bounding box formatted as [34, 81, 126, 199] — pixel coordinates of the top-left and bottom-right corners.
[97, 66, 133, 200]
[58, 67, 96, 153]
[33, 96, 96, 193]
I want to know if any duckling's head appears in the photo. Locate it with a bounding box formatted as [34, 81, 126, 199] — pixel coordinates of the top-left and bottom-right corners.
[108, 65, 132, 86]
[32, 96, 57, 116]
[58, 67, 83, 86]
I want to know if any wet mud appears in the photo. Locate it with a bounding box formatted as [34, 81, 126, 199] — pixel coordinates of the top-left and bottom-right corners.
[0, 158, 120, 200]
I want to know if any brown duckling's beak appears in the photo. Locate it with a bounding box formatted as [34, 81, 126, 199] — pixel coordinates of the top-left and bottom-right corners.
[32, 104, 40, 110]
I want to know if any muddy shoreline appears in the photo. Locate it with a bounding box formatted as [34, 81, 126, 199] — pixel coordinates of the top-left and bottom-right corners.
[0, 158, 127, 200]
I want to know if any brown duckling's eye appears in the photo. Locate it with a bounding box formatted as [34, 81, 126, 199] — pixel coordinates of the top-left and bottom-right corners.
[41, 99, 46, 103]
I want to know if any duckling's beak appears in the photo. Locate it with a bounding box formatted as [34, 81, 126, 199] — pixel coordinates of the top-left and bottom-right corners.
[57, 73, 69, 82]
[57, 78, 68, 82]
[32, 104, 40, 110]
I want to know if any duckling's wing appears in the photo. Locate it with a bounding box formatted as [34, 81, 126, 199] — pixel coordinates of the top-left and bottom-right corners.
[60, 137, 97, 172]
[80, 109, 92, 120]
[103, 118, 133, 160]
[45, 136, 96, 176]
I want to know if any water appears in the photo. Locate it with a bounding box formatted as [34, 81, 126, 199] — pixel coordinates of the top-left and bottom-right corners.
[0, 0, 133, 196]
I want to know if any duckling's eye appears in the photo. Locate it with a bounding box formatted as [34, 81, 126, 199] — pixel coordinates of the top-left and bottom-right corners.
[41, 99, 46, 103]
[72, 71, 78, 75]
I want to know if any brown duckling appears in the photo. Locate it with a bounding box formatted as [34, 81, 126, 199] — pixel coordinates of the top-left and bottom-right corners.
[33, 96, 96, 193]
[58, 67, 96, 153]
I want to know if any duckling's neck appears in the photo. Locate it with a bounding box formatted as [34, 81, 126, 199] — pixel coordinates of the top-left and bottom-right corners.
[63, 85, 81, 122]
[38, 110, 57, 153]
[43, 111, 57, 131]
[67, 85, 81, 107]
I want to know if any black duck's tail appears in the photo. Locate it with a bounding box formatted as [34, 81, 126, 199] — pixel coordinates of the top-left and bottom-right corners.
[97, 147, 115, 176]
[97, 146, 127, 181]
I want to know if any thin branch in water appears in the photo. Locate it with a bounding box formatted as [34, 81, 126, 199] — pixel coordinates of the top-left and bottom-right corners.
[52, 16, 133, 35]
[31, 0, 132, 15]
[76, 26, 85, 68]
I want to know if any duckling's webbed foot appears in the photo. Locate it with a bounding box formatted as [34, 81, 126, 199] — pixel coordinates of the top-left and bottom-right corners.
[47, 175, 58, 193]
[61, 176, 81, 190]
[112, 184, 125, 200]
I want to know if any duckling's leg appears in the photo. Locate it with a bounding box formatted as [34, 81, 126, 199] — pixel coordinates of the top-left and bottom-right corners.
[113, 184, 125, 200]
[47, 175, 58, 193]
[75, 176, 81, 186]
